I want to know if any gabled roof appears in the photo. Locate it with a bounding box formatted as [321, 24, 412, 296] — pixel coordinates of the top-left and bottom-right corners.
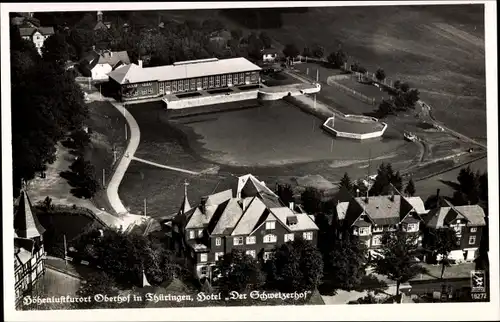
[210, 198, 243, 235]
[237, 174, 276, 198]
[352, 195, 414, 226]
[269, 207, 318, 232]
[97, 50, 131, 67]
[14, 189, 45, 239]
[336, 201, 349, 221]
[405, 197, 429, 215]
[184, 207, 207, 229]
[19, 27, 54, 37]
[231, 197, 268, 236]
[206, 189, 232, 207]
[425, 201, 486, 229]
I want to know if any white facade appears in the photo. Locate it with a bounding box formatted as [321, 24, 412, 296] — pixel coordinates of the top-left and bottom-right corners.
[91, 63, 113, 81]
[263, 53, 278, 62]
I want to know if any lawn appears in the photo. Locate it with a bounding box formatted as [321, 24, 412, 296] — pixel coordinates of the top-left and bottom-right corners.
[414, 157, 487, 200]
[84, 100, 129, 214]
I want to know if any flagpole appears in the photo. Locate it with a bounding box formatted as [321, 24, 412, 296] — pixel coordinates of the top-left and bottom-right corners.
[63, 234, 68, 268]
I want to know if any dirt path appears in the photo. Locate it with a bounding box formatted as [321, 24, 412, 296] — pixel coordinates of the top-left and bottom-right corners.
[133, 156, 200, 175]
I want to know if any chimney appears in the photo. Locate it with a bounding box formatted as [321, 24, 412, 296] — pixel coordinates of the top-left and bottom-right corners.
[365, 191, 369, 203]
[201, 196, 208, 214]
[138, 60, 143, 68]
[289, 202, 294, 211]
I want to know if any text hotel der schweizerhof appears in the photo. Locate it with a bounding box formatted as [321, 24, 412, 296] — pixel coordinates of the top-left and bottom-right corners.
[23, 290, 312, 306]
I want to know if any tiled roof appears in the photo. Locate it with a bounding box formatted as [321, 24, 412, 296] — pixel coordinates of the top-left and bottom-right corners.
[269, 207, 318, 232]
[97, 51, 131, 67]
[14, 189, 45, 239]
[206, 189, 232, 206]
[19, 26, 54, 37]
[336, 201, 349, 221]
[185, 207, 208, 229]
[108, 57, 261, 85]
[14, 247, 32, 266]
[231, 197, 268, 236]
[211, 198, 243, 235]
[406, 197, 428, 215]
[425, 202, 486, 229]
[352, 195, 413, 226]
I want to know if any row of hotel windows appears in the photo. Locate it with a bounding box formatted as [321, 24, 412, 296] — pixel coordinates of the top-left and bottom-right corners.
[158, 72, 259, 94]
[187, 221, 290, 241]
[221, 231, 313, 246]
[199, 250, 275, 263]
[353, 223, 420, 236]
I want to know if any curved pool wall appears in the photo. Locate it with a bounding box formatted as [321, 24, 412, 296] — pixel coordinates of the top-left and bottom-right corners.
[322, 115, 388, 140]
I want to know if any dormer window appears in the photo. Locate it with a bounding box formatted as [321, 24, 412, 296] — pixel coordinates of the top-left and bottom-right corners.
[286, 216, 298, 226]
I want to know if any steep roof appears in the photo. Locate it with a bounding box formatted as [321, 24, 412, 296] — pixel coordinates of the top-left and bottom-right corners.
[97, 50, 131, 67]
[210, 198, 243, 235]
[406, 197, 428, 215]
[231, 197, 268, 236]
[14, 189, 45, 239]
[425, 202, 486, 229]
[336, 201, 349, 221]
[351, 195, 414, 226]
[206, 189, 232, 206]
[184, 207, 207, 229]
[19, 26, 54, 37]
[108, 57, 261, 85]
[269, 207, 318, 232]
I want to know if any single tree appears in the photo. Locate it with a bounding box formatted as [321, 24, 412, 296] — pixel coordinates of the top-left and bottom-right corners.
[265, 238, 323, 292]
[424, 227, 458, 279]
[41, 33, 71, 66]
[276, 183, 295, 205]
[301, 187, 323, 214]
[404, 179, 416, 197]
[214, 249, 265, 295]
[302, 46, 311, 58]
[282, 43, 300, 59]
[311, 44, 325, 59]
[327, 49, 348, 68]
[393, 80, 401, 90]
[70, 128, 91, 150]
[375, 68, 386, 82]
[400, 82, 410, 93]
[324, 236, 368, 292]
[259, 31, 272, 49]
[374, 231, 426, 299]
[339, 173, 354, 195]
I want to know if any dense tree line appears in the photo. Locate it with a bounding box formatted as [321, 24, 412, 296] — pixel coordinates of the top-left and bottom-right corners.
[11, 25, 88, 197]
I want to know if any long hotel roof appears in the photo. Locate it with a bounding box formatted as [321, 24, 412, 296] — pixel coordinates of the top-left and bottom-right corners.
[109, 57, 261, 85]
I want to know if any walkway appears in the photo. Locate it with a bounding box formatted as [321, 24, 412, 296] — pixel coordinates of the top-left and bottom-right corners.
[133, 157, 200, 175]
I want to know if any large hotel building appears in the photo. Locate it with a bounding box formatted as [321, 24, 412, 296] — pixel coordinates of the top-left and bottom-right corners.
[108, 57, 262, 102]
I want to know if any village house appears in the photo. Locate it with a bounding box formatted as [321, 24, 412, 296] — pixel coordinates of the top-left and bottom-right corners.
[336, 187, 427, 256]
[261, 48, 280, 63]
[169, 174, 319, 280]
[11, 12, 40, 28]
[19, 26, 55, 55]
[423, 198, 486, 263]
[79, 49, 130, 81]
[14, 188, 46, 309]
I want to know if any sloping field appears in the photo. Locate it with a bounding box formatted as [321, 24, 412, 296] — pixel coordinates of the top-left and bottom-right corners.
[207, 5, 486, 140]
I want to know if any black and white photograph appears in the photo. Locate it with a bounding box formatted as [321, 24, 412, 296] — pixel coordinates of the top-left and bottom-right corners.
[2, 1, 498, 321]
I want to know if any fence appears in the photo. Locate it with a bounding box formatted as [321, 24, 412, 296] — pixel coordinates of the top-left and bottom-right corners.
[326, 77, 376, 105]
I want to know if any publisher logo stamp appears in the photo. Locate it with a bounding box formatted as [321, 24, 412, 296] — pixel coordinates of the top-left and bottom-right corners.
[470, 270, 486, 293]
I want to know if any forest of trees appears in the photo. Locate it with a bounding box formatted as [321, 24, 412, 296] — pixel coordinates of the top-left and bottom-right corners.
[10, 24, 88, 197]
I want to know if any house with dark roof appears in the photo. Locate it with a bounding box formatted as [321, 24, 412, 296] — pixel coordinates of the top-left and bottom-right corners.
[19, 26, 55, 55]
[170, 174, 319, 279]
[14, 188, 46, 309]
[337, 187, 426, 255]
[423, 199, 486, 262]
[79, 49, 130, 81]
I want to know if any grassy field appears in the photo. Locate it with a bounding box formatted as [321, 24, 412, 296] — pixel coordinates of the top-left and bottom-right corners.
[414, 156, 487, 200]
[245, 5, 486, 140]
